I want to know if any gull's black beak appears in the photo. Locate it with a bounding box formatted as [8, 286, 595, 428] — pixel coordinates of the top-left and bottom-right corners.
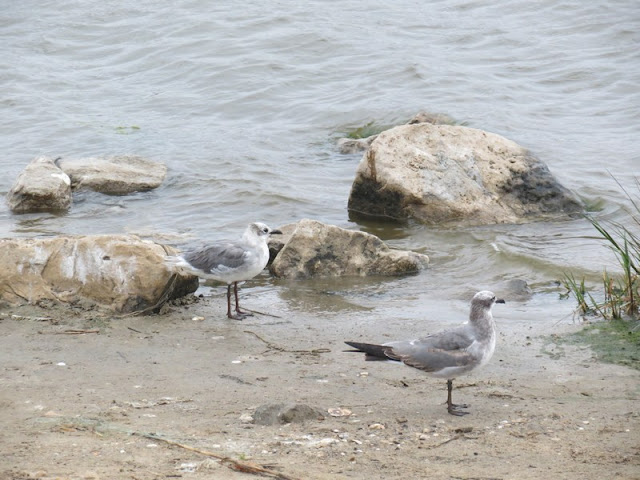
[271, 229, 283, 235]
[495, 298, 506, 304]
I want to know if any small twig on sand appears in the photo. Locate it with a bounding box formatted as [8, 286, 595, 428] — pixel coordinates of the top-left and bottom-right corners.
[239, 308, 282, 319]
[132, 431, 301, 480]
[244, 330, 331, 355]
[425, 433, 479, 450]
[1, 313, 54, 322]
[425, 434, 462, 449]
[55, 329, 100, 335]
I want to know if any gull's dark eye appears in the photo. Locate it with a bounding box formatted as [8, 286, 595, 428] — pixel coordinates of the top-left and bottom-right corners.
[263, 228, 269, 233]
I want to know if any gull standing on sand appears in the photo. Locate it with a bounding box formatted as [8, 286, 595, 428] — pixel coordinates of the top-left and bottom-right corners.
[166, 222, 282, 320]
[345, 291, 505, 416]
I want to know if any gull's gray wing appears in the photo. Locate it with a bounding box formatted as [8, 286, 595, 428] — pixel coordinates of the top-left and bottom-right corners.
[384, 326, 477, 373]
[184, 243, 249, 274]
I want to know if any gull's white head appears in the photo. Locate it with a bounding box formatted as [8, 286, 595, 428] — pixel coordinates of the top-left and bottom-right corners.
[247, 222, 283, 240]
[472, 290, 506, 308]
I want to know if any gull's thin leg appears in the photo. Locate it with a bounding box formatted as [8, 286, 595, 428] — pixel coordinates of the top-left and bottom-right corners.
[220, 282, 249, 320]
[447, 379, 469, 416]
[223, 283, 243, 320]
[226, 284, 236, 319]
[233, 282, 240, 312]
[234, 282, 253, 317]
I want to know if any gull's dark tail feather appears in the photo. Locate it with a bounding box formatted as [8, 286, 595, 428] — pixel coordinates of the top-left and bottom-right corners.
[344, 341, 393, 361]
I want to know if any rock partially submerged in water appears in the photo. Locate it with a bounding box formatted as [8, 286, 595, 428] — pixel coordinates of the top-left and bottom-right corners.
[269, 219, 429, 279]
[0, 235, 198, 313]
[7, 154, 167, 214]
[6, 156, 72, 213]
[57, 154, 167, 195]
[503, 278, 533, 301]
[348, 124, 582, 226]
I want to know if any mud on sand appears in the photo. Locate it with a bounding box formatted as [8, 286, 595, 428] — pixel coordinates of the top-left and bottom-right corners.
[0, 295, 638, 480]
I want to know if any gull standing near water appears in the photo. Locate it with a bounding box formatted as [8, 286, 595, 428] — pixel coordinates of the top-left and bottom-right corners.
[166, 222, 282, 320]
[345, 291, 505, 416]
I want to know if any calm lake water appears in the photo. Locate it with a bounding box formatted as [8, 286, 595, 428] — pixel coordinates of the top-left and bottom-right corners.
[1, 1, 639, 327]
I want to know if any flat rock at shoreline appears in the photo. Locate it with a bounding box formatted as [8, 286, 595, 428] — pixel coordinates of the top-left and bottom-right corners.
[0, 235, 197, 313]
[269, 219, 429, 278]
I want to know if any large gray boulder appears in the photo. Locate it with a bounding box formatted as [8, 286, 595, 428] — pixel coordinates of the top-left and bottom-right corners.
[6, 156, 72, 213]
[0, 235, 197, 313]
[57, 154, 167, 195]
[269, 219, 428, 279]
[348, 124, 582, 226]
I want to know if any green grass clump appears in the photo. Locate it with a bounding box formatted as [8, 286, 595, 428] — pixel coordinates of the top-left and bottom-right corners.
[563, 177, 640, 321]
[344, 121, 393, 139]
[343, 112, 462, 140]
[561, 272, 593, 315]
[114, 125, 141, 135]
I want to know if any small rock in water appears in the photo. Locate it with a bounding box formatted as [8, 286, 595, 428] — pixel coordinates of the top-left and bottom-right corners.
[58, 154, 167, 195]
[503, 278, 533, 301]
[7, 156, 72, 213]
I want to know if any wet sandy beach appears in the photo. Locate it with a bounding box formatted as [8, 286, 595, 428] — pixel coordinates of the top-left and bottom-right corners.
[1, 291, 638, 480]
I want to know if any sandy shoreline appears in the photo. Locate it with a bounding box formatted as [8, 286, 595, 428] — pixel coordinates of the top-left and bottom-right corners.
[1, 293, 638, 480]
